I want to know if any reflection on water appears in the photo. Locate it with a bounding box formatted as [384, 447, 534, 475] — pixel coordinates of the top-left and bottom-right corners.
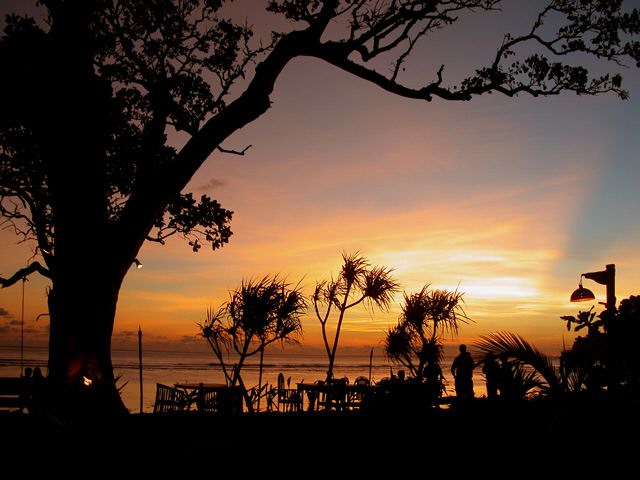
[0, 345, 489, 412]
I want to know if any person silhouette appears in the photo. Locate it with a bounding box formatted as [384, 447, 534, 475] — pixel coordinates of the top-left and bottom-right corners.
[499, 354, 514, 400]
[451, 344, 474, 400]
[20, 367, 33, 413]
[424, 359, 444, 406]
[32, 367, 43, 382]
[482, 353, 500, 400]
[30, 366, 44, 414]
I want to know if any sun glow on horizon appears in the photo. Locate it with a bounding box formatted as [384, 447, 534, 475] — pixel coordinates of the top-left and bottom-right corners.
[443, 277, 540, 300]
[1, 3, 639, 359]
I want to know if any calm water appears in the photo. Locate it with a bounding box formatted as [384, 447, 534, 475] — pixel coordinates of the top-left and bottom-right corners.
[0, 345, 488, 412]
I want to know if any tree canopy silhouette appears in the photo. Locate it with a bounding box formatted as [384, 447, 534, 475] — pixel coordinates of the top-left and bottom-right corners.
[385, 285, 469, 380]
[313, 252, 398, 381]
[475, 295, 640, 399]
[200, 275, 305, 412]
[0, 0, 639, 414]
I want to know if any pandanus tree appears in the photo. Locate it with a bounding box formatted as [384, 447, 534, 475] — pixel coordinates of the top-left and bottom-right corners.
[1, 1, 638, 414]
[385, 285, 469, 379]
[313, 253, 398, 381]
[200, 275, 305, 412]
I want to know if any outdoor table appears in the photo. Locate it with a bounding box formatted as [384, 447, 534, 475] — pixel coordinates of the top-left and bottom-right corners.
[174, 382, 242, 413]
[297, 382, 377, 412]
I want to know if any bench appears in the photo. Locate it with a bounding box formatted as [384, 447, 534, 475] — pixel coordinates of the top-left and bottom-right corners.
[0, 377, 29, 413]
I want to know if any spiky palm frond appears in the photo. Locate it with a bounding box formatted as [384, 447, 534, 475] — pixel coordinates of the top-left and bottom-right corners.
[475, 331, 561, 395]
[228, 275, 280, 336]
[339, 251, 368, 292]
[203, 276, 306, 356]
[200, 305, 231, 346]
[387, 284, 470, 379]
[313, 278, 340, 309]
[425, 288, 470, 338]
[419, 338, 443, 364]
[228, 275, 307, 345]
[272, 282, 306, 344]
[510, 363, 544, 399]
[312, 280, 326, 304]
[362, 265, 399, 310]
[563, 367, 588, 393]
[384, 324, 418, 377]
[385, 324, 412, 360]
[400, 285, 430, 331]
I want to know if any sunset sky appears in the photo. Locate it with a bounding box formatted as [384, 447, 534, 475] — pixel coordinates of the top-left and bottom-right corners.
[1, 1, 639, 356]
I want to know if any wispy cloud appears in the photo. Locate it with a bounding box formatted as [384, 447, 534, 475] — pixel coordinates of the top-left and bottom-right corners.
[115, 330, 138, 338]
[198, 177, 227, 191]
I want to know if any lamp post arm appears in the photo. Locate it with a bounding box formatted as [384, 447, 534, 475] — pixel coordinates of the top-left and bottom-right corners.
[583, 264, 616, 309]
[583, 271, 610, 285]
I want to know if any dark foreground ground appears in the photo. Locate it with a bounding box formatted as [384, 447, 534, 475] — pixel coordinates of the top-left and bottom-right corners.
[2, 398, 638, 474]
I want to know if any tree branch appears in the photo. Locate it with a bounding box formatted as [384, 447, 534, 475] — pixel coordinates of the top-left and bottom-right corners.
[312, 44, 465, 100]
[1, 261, 51, 288]
[115, 28, 311, 252]
[345, 294, 367, 310]
[216, 144, 252, 156]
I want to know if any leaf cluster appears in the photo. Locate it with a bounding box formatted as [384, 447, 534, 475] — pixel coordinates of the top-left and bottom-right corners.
[150, 193, 232, 251]
[560, 295, 640, 395]
[385, 284, 469, 379]
[475, 331, 561, 396]
[313, 251, 398, 315]
[0, 1, 264, 263]
[201, 275, 306, 360]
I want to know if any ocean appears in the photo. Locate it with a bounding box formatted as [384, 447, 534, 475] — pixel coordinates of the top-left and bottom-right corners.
[0, 344, 488, 412]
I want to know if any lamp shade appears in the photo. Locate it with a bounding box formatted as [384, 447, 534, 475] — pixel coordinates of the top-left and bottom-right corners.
[570, 286, 595, 303]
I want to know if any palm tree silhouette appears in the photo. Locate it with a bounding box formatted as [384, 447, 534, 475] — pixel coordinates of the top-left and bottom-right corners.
[313, 252, 398, 382]
[201, 275, 306, 411]
[385, 285, 469, 380]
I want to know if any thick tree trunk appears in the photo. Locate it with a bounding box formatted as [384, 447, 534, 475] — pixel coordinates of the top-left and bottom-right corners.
[46, 262, 129, 417]
[33, 2, 131, 417]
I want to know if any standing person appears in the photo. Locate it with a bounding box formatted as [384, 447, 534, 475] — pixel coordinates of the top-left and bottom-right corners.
[32, 366, 44, 383]
[424, 359, 445, 406]
[451, 344, 474, 400]
[20, 367, 33, 414]
[30, 366, 45, 414]
[499, 354, 514, 400]
[482, 353, 500, 400]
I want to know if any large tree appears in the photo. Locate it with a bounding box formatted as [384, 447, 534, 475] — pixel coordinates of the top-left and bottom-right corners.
[1, 0, 638, 415]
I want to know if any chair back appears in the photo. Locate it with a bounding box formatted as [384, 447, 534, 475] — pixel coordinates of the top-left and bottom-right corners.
[276, 372, 301, 412]
[154, 384, 185, 413]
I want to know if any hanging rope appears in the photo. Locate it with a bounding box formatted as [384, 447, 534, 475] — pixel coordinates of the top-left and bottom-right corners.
[20, 276, 25, 376]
